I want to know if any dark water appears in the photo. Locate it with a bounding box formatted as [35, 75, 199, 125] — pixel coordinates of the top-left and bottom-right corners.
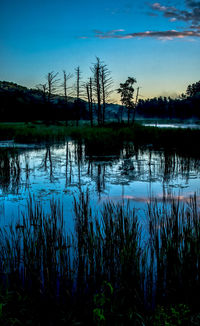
[0, 140, 200, 227]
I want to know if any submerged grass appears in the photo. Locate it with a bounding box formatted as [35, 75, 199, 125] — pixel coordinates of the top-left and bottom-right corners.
[0, 192, 200, 325]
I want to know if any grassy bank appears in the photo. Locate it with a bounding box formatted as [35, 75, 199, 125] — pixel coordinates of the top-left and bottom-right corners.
[0, 121, 200, 156]
[0, 193, 200, 325]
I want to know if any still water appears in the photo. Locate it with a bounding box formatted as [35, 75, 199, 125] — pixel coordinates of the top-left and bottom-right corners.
[0, 140, 200, 227]
[143, 123, 200, 129]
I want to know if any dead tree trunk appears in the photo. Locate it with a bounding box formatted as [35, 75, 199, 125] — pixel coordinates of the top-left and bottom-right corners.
[86, 80, 93, 127]
[75, 66, 81, 126]
[91, 58, 101, 126]
[46, 71, 59, 124]
[101, 68, 106, 125]
[63, 70, 72, 125]
[89, 78, 93, 127]
[132, 87, 140, 124]
[47, 71, 59, 104]
[100, 65, 112, 125]
[96, 59, 101, 126]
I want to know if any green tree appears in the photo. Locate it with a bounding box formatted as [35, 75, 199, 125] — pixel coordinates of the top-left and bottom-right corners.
[117, 77, 137, 124]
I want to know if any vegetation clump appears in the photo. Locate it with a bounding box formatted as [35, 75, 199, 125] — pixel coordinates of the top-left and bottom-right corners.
[0, 122, 200, 157]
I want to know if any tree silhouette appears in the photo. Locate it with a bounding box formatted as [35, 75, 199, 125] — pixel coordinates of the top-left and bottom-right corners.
[74, 66, 82, 126]
[85, 77, 93, 127]
[62, 70, 72, 125]
[46, 71, 59, 103]
[91, 57, 113, 126]
[186, 81, 200, 97]
[36, 83, 47, 103]
[100, 64, 113, 125]
[91, 57, 102, 126]
[62, 70, 72, 104]
[117, 77, 137, 124]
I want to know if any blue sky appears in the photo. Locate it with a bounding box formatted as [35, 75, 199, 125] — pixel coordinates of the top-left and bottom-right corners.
[0, 0, 199, 100]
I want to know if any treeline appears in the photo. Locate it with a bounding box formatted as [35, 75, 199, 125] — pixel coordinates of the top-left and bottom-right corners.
[137, 94, 200, 119]
[0, 81, 88, 123]
[0, 63, 200, 123]
[0, 57, 114, 125]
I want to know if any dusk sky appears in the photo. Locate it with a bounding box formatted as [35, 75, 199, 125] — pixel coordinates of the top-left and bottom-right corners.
[0, 0, 200, 101]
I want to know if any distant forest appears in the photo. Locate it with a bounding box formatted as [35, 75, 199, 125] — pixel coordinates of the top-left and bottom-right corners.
[0, 64, 200, 123]
[137, 91, 200, 120]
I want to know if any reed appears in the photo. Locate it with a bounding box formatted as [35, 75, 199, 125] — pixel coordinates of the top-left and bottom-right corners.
[0, 192, 200, 325]
[147, 194, 200, 309]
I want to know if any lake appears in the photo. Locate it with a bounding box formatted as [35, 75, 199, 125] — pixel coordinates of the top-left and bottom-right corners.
[0, 139, 200, 228]
[143, 123, 200, 129]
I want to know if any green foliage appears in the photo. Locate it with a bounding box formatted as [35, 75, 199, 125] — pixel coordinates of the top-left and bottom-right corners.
[153, 304, 191, 326]
[93, 281, 114, 325]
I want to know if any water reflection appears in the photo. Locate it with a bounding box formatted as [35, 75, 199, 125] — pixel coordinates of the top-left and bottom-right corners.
[0, 149, 21, 194]
[143, 123, 200, 129]
[0, 141, 200, 221]
[40, 146, 54, 182]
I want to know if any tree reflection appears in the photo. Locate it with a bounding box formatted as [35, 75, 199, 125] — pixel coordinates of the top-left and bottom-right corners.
[0, 142, 200, 199]
[0, 149, 21, 194]
[40, 146, 54, 182]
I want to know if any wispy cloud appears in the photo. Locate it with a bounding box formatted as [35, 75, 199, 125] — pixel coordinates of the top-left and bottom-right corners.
[149, 1, 200, 29]
[81, 1, 200, 42]
[94, 29, 200, 40]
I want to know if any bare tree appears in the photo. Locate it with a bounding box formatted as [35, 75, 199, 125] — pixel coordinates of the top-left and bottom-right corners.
[91, 57, 101, 126]
[135, 87, 140, 106]
[133, 86, 141, 122]
[89, 77, 93, 127]
[74, 66, 82, 126]
[36, 83, 47, 103]
[100, 64, 113, 125]
[91, 57, 113, 126]
[85, 77, 93, 127]
[46, 71, 59, 103]
[75, 66, 81, 100]
[62, 70, 73, 104]
[62, 70, 73, 125]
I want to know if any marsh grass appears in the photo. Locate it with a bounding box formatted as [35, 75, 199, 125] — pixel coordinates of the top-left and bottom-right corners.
[0, 192, 200, 325]
[147, 195, 200, 309]
[0, 122, 69, 143]
[0, 122, 200, 156]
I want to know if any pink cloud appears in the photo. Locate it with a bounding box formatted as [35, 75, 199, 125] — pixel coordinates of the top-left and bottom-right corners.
[94, 29, 200, 40]
[152, 3, 167, 11]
